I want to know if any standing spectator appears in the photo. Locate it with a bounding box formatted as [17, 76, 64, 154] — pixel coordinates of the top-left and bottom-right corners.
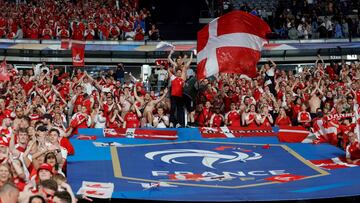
[148, 24, 160, 40]
[325, 16, 333, 38]
[14, 25, 23, 39]
[334, 20, 343, 38]
[167, 50, 192, 127]
[342, 19, 349, 38]
[115, 63, 125, 85]
[155, 64, 168, 93]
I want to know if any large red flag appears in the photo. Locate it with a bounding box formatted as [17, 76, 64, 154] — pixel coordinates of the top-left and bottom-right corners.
[0, 59, 10, 82]
[197, 11, 271, 79]
[71, 41, 85, 67]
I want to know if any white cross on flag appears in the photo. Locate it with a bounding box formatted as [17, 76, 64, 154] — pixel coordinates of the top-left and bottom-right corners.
[197, 11, 271, 79]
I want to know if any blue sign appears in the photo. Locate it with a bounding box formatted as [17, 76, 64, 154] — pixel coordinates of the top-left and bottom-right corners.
[113, 141, 327, 188]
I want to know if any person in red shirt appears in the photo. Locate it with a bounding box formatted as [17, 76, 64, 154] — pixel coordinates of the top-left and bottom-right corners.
[123, 105, 142, 128]
[29, 23, 39, 39]
[291, 97, 302, 123]
[57, 26, 70, 39]
[167, 49, 192, 127]
[69, 105, 91, 135]
[346, 132, 360, 164]
[225, 103, 241, 127]
[134, 24, 144, 41]
[297, 104, 312, 128]
[244, 104, 258, 127]
[41, 24, 53, 39]
[72, 23, 84, 40]
[209, 108, 224, 127]
[339, 118, 356, 149]
[275, 107, 292, 126]
[109, 24, 120, 40]
[258, 105, 274, 127]
[197, 101, 213, 127]
[19, 75, 34, 96]
[84, 26, 95, 40]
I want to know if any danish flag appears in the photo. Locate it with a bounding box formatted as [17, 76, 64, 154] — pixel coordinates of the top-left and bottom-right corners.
[197, 11, 271, 79]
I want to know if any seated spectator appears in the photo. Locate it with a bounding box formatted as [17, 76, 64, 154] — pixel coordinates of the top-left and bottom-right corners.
[152, 107, 169, 128]
[275, 107, 292, 126]
[297, 104, 312, 128]
[149, 24, 160, 40]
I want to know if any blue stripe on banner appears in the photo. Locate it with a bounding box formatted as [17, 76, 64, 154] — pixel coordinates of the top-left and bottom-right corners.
[292, 182, 353, 193]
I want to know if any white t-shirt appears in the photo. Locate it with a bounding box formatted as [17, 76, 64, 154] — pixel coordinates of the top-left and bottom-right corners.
[266, 67, 275, 77]
[153, 115, 169, 128]
[83, 82, 96, 95]
[94, 114, 107, 128]
[155, 69, 168, 81]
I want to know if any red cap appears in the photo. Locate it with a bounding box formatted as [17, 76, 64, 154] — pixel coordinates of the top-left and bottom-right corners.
[38, 163, 53, 174]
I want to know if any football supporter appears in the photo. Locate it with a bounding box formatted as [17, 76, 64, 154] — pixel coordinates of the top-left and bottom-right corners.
[152, 107, 170, 128]
[167, 49, 193, 127]
[275, 107, 292, 126]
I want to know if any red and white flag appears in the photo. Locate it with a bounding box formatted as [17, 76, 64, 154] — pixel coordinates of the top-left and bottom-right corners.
[77, 181, 114, 199]
[103, 128, 178, 140]
[72, 41, 85, 67]
[200, 126, 276, 138]
[310, 156, 360, 170]
[197, 11, 271, 79]
[278, 126, 317, 143]
[0, 59, 10, 82]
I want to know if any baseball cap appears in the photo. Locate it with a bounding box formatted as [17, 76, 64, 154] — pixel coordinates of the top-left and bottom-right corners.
[38, 163, 53, 174]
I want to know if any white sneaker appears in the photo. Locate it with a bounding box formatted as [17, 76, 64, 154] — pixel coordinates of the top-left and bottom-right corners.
[169, 123, 174, 128]
[175, 123, 182, 128]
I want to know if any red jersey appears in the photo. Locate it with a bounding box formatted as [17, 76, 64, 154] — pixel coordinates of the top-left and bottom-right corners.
[245, 113, 258, 127]
[291, 104, 301, 119]
[42, 28, 53, 39]
[210, 114, 224, 127]
[20, 80, 34, 95]
[298, 111, 311, 122]
[84, 29, 95, 40]
[74, 95, 85, 111]
[259, 114, 272, 127]
[124, 112, 140, 128]
[72, 28, 84, 40]
[83, 98, 93, 114]
[171, 76, 184, 97]
[346, 141, 360, 160]
[226, 110, 241, 127]
[197, 107, 212, 127]
[275, 116, 291, 126]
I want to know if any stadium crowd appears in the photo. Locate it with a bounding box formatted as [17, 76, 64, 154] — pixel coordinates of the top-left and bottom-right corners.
[219, 0, 360, 39]
[0, 49, 360, 201]
[0, 0, 160, 41]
